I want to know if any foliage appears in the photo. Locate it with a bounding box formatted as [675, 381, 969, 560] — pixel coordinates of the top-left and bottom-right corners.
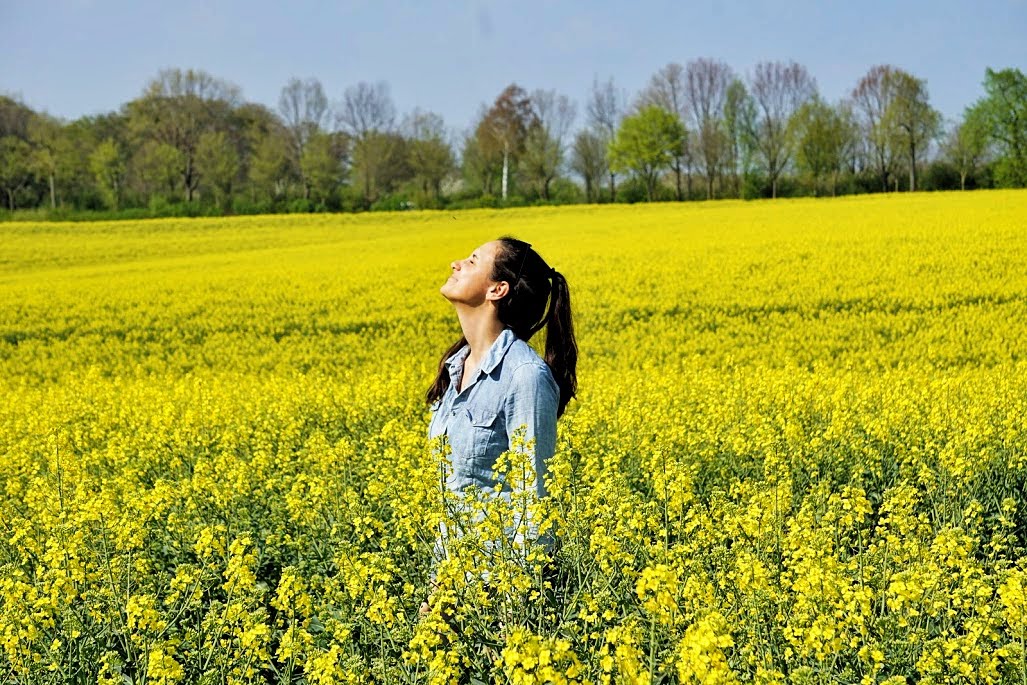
[942, 107, 993, 190]
[88, 138, 124, 210]
[4, 64, 1027, 218]
[608, 105, 686, 201]
[971, 68, 1027, 187]
[0, 135, 34, 209]
[791, 97, 855, 196]
[883, 71, 942, 192]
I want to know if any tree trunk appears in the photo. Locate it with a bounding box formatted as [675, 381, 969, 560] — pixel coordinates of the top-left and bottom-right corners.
[608, 173, 616, 202]
[501, 144, 509, 201]
[673, 161, 683, 201]
[185, 156, 194, 203]
[960, 172, 967, 191]
[706, 174, 714, 200]
[49, 173, 56, 209]
[909, 141, 916, 192]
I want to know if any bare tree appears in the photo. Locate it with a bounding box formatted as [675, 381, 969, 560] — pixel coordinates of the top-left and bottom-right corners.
[684, 58, 734, 199]
[639, 63, 689, 199]
[748, 60, 817, 198]
[587, 76, 625, 200]
[336, 81, 396, 138]
[519, 89, 577, 199]
[336, 81, 397, 205]
[531, 90, 577, 150]
[277, 78, 330, 158]
[851, 65, 901, 192]
[144, 68, 242, 104]
[570, 129, 607, 202]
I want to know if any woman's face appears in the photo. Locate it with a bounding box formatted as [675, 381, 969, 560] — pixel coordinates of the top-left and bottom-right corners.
[440, 240, 506, 306]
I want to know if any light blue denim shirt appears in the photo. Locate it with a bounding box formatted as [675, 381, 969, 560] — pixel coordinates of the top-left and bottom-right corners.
[428, 326, 559, 559]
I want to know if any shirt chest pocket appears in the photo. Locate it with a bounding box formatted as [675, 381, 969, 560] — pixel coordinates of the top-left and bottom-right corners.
[467, 409, 503, 468]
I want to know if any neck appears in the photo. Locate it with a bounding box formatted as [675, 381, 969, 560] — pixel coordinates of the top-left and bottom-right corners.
[454, 304, 505, 363]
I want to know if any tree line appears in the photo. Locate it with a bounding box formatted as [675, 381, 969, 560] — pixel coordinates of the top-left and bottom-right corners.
[1, 62, 1025, 217]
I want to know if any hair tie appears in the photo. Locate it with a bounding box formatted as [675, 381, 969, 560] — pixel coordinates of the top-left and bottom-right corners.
[549, 266, 558, 278]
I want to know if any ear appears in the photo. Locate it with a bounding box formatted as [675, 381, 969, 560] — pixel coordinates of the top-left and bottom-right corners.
[487, 280, 510, 301]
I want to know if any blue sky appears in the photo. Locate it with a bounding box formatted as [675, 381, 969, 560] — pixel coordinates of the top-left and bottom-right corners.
[2, 0, 1025, 137]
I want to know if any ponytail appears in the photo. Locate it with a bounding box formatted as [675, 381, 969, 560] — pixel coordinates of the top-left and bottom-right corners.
[544, 269, 577, 418]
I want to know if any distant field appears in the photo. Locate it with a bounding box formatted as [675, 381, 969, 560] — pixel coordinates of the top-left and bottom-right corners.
[2, 191, 1027, 683]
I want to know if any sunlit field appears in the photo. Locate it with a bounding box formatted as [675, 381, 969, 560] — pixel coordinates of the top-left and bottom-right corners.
[2, 191, 1027, 684]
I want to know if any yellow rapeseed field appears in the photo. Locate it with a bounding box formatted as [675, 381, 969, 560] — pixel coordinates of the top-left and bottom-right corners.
[2, 190, 1027, 684]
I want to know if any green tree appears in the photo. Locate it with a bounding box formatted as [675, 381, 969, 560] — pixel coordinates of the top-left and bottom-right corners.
[0, 95, 34, 139]
[461, 124, 501, 197]
[300, 131, 345, 206]
[942, 108, 991, 190]
[792, 97, 854, 196]
[608, 105, 686, 201]
[639, 63, 690, 200]
[59, 113, 127, 209]
[884, 72, 941, 191]
[196, 130, 240, 210]
[722, 79, 755, 197]
[404, 110, 454, 204]
[27, 115, 72, 209]
[249, 131, 293, 202]
[0, 136, 33, 210]
[349, 131, 409, 206]
[89, 139, 124, 210]
[130, 141, 184, 201]
[970, 67, 1027, 187]
[126, 68, 241, 202]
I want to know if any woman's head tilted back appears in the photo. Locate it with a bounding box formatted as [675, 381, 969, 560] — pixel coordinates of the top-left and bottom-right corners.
[429, 236, 578, 417]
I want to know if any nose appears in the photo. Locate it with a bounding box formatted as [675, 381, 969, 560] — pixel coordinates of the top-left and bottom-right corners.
[450, 259, 461, 271]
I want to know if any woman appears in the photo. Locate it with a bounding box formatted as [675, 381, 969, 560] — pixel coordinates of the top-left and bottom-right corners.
[423, 236, 577, 604]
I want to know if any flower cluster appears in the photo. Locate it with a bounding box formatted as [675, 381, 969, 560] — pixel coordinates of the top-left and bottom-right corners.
[2, 191, 1027, 682]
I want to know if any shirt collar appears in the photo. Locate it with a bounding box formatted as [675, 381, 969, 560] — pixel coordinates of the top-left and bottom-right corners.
[445, 327, 518, 378]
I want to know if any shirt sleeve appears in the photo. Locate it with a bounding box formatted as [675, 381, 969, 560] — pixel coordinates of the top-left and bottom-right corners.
[503, 361, 559, 498]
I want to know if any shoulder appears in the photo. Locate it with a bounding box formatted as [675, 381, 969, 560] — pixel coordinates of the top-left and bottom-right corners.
[504, 348, 557, 395]
[505, 339, 547, 372]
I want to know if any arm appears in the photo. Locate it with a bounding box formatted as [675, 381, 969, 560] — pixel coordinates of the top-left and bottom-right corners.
[504, 362, 559, 498]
